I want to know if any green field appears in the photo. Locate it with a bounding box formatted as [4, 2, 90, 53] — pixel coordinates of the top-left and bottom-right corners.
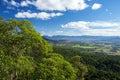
[71, 44, 119, 55]
[72, 45, 96, 49]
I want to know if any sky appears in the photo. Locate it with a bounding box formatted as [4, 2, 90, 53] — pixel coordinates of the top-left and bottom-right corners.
[0, 0, 120, 36]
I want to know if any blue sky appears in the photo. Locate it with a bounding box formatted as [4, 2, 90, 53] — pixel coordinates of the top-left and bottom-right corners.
[0, 0, 120, 36]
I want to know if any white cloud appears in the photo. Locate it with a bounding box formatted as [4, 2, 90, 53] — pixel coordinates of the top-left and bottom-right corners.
[92, 3, 102, 10]
[10, 0, 19, 7]
[3, 0, 15, 10]
[56, 31, 63, 33]
[3, 0, 8, 3]
[33, 0, 88, 11]
[3, 0, 20, 7]
[62, 21, 120, 29]
[20, 1, 28, 7]
[34, 12, 63, 20]
[61, 21, 120, 36]
[15, 12, 63, 20]
[3, 0, 32, 7]
[4, 0, 88, 11]
[20, 0, 32, 7]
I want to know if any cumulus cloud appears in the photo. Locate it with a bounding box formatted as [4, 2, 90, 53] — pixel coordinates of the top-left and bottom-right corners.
[3, 0, 31, 7]
[20, 0, 32, 7]
[10, 0, 19, 7]
[20, 1, 28, 7]
[4, 0, 88, 11]
[3, 0, 20, 7]
[62, 21, 120, 30]
[92, 3, 102, 10]
[33, 0, 88, 11]
[62, 21, 120, 36]
[15, 12, 63, 20]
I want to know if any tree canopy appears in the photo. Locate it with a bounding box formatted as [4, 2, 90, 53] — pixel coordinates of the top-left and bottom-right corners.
[0, 17, 86, 80]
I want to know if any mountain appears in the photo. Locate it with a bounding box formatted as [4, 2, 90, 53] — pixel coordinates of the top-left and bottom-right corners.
[43, 35, 120, 46]
[43, 35, 120, 41]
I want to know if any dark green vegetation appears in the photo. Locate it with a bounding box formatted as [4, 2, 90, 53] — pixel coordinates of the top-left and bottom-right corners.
[0, 17, 87, 80]
[53, 46, 120, 80]
[44, 36, 120, 80]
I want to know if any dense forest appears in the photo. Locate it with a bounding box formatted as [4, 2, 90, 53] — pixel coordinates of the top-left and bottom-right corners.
[0, 17, 120, 80]
[53, 46, 120, 80]
[0, 17, 87, 80]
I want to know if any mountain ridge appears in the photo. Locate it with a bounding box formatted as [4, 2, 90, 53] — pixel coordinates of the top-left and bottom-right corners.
[43, 35, 120, 41]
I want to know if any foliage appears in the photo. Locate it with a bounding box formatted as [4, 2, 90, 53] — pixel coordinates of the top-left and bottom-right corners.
[71, 55, 88, 80]
[34, 53, 76, 80]
[53, 46, 120, 80]
[0, 17, 84, 80]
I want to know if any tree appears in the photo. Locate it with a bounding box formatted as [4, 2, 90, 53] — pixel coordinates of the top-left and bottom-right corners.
[34, 53, 76, 80]
[71, 55, 88, 80]
[0, 17, 77, 80]
[0, 54, 34, 80]
[0, 19, 52, 57]
[0, 18, 52, 79]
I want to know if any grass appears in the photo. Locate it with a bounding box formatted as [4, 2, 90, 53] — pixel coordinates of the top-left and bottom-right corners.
[72, 44, 111, 50]
[72, 45, 96, 49]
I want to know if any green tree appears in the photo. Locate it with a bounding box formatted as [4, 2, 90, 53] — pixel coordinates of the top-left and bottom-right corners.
[0, 18, 52, 79]
[0, 19, 52, 57]
[0, 54, 34, 80]
[34, 53, 76, 80]
[71, 55, 88, 80]
[0, 17, 78, 80]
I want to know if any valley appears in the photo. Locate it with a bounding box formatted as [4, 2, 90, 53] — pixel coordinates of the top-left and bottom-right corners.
[44, 35, 120, 55]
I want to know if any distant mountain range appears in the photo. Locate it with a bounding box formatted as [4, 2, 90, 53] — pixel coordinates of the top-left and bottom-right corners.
[43, 35, 120, 41]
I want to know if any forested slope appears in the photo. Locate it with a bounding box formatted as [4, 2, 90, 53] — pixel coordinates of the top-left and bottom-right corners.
[53, 46, 120, 80]
[0, 17, 87, 80]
